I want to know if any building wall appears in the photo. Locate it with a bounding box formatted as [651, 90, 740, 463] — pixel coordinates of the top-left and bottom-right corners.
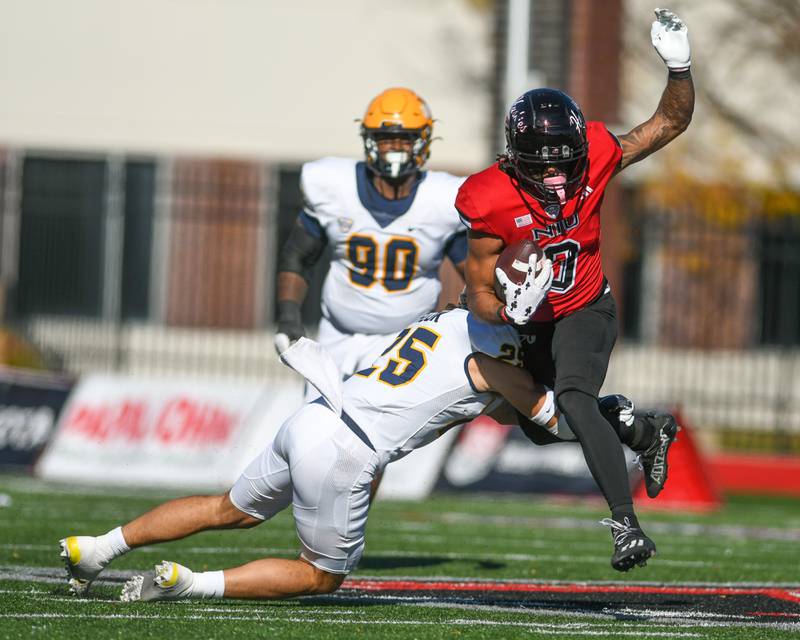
[0, 0, 493, 172]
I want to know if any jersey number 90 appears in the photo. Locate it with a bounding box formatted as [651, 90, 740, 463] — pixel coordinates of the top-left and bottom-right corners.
[347, 235, 418, 291]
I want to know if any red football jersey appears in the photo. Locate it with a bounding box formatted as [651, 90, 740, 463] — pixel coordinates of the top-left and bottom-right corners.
[456, 121, 622, 321]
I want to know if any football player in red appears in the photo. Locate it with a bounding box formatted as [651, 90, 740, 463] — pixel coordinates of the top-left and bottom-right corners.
[457, 9, 693, 571]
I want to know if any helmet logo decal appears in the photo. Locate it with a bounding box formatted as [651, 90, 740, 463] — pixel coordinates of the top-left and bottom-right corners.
[569, 110, 583, 132]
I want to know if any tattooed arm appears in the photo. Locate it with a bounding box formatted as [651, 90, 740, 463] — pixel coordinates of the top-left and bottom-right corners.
[615, 73, 695, 173]
[615, 9, 695, 173]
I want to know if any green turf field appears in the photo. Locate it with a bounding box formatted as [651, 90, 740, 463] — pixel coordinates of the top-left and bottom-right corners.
[1, 475, 799, 639]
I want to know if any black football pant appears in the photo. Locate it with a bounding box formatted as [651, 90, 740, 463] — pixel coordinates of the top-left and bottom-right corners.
[519, 289, 633, 513]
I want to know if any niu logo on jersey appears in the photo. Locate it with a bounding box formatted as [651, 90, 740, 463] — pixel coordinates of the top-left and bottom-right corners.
[532, 212, 579, 241]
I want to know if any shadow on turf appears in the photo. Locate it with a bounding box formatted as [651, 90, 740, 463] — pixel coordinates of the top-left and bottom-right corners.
[358, 556, 506, 571]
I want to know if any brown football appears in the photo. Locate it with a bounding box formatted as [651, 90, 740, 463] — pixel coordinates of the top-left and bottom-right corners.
[493, 238, 544, 302]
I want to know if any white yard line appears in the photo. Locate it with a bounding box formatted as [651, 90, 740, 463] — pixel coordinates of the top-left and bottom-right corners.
[0, 613, 703, 636]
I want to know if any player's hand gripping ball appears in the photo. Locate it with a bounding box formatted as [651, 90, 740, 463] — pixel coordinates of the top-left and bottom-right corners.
[494, 239, 553, 325]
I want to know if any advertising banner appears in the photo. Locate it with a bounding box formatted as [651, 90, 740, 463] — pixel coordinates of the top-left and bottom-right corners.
[436, 417, 640, 495]
[0, 367, 73, 469]
[37, 374, 303, 490]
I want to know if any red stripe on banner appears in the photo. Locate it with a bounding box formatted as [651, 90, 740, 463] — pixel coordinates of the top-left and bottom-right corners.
[340, 578, 800, 604]
[709, 454, 800, 496]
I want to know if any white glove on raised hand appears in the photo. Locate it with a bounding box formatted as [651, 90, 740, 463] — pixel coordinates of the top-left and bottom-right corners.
[495, 256, 553, 326]
[651, 8, 691, 71]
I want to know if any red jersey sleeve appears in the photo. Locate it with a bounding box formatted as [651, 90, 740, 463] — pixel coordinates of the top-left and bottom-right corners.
[455, 171, 502, 237]
[585, 121, 623, 187]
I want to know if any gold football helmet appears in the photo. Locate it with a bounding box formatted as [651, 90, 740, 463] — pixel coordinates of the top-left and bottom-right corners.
[360, 87, 434, 179]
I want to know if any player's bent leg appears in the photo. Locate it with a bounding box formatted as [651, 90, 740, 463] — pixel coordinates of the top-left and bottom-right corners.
[598, 395, 679, 498]
[122, 493, 261, 548]
[558, 389, 658, 570]
[557, 389, 634, 515]
[61, 493, 261, 596]
[121, 556, 345, 602]
[224, 557, 346, 598]
[636, 411, 679, 498]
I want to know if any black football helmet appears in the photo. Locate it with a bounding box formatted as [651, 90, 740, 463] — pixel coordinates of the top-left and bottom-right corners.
[504, 88, 588, 204]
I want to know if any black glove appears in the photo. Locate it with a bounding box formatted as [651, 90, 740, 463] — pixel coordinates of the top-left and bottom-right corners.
[598, 394, 635, 429]
[274, 300, 306, 354]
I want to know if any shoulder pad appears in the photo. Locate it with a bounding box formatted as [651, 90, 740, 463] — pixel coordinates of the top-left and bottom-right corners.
[300, 157, 357, 219]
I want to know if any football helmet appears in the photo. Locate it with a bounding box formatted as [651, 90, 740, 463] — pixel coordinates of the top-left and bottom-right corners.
[360, 87, 433, 180]
[504, 88, 588, 205]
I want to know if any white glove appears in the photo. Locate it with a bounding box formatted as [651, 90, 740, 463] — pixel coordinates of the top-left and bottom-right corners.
[651, 8, 691, 71]
[274, 333, 292, 355]
[495, 256, 553, 326]
[618, 399, 635, 427]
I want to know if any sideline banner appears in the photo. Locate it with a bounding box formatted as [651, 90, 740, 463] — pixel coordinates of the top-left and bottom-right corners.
[436, 417, 640, 495]
[0, 367, 73, 469]
[37, 374, 302, 490]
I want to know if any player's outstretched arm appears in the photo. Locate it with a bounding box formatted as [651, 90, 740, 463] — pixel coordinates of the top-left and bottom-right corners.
[615, 8, 694, 173]
[465, 230, 507, 324]
[468, 354, 558, 431]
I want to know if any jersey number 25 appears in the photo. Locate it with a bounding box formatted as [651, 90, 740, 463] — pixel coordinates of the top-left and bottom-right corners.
[355, 326, 440, 387]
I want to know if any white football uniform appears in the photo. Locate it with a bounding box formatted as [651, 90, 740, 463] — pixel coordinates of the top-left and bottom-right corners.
[230, 308, 522, 574]
[300, 157, 466, 379]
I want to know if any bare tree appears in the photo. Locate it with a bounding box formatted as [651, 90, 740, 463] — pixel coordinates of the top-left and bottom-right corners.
[622, 0, 800, 188]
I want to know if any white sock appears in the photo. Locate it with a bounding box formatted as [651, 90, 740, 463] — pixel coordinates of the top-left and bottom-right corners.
[95, 526, 131, 564]
[191, 570, 225, 599]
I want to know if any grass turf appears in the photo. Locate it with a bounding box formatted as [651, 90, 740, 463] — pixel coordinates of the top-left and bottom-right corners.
[1, 475, 799, 639]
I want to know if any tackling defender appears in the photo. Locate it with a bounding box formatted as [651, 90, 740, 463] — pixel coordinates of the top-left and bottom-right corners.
[458, 9, 691, 570]
[275, 87, 467, 386]
[61, 301, 556, 601]
[59, 295, 667, 601]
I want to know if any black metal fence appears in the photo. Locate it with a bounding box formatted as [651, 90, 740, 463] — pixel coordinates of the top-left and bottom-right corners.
[1, 149, 799, 448]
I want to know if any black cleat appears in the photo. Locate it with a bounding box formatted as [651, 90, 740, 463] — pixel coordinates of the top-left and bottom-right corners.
[600, 518, 656, 572]
[637, 412, 679, 498]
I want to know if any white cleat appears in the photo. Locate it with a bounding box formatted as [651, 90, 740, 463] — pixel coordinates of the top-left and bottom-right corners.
[120, 561, 196, 602]
[59, 536, 107, 596]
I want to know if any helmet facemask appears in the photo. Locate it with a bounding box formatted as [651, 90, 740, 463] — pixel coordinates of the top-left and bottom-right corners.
[509, 144, 588, 205]
[362, 127, 430, 180]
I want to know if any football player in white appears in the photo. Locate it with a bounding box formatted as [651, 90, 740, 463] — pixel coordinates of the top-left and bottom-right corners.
[60, 292, 673, 600]
[274, 87, 467, 385]
[61, 302, 563, 602]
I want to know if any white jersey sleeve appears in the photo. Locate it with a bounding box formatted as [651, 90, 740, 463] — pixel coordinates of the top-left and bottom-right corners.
[299, 157, 354, 233]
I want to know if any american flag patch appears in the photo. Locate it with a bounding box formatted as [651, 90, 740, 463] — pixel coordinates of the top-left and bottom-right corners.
[514, 214, 532, 227]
